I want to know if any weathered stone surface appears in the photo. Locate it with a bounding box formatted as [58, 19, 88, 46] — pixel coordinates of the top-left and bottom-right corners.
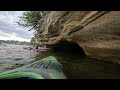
[37, 11, 120, 63]
[69, 11, 120, 59]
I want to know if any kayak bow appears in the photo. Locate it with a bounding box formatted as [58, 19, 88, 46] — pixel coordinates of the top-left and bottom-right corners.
[0, 56, 67, 79]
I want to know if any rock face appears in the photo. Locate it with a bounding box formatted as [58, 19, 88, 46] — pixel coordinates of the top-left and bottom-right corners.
[36, 11, 120, 63]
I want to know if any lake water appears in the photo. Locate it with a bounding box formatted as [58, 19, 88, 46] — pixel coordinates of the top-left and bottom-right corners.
[1, 44, 120, 79]
[0, 44, 37, 72]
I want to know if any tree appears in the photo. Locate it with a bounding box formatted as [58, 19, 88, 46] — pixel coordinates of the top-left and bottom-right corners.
[30, 37, 36, 45]
[17, 11, 48, 31]
[17, 11, 50, 45]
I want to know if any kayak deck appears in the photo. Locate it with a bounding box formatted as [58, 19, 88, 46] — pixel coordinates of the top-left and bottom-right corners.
[0, 56, 67, 79]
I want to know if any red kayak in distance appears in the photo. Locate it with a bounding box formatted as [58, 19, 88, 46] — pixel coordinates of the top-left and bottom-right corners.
[23, 46, 48, 53]
[23, 47, 33, 50]
[36, 49, 46, 53]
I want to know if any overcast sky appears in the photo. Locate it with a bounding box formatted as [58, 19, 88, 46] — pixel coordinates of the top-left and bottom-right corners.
[0, 11, 34, 42]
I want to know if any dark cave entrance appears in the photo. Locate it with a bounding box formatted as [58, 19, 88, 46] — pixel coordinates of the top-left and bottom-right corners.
[50, 40, 86, 57]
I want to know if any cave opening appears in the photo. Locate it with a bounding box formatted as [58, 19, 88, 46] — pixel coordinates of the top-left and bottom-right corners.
[50, 40, 86, 57]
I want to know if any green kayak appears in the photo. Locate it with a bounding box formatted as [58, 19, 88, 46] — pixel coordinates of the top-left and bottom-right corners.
[0, 56, 67, 79]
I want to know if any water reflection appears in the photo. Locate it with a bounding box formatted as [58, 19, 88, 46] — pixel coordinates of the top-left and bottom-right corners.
[1, 44, 120, 79]
[35, 51, 120, 79]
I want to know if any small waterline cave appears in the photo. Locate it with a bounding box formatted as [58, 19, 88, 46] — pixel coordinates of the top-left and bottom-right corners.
[50, 40, 86, 57]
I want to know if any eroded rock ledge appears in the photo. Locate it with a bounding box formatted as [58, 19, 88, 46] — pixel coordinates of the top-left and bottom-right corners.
[36, 11, 120, 63]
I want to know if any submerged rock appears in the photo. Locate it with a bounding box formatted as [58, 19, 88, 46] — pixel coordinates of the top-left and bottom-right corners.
[36, 11, 120, 63]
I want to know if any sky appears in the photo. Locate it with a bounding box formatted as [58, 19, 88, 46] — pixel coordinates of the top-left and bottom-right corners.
[0, 11, 34, 42]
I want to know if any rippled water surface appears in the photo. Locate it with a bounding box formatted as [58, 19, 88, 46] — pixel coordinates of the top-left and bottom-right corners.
[0, 44, 37, 72]
[35, 51, 120, 79]
[1, 44, 120, 79]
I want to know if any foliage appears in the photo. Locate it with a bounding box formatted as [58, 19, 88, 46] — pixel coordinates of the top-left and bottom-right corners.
[30, 37, 36, 45]
[0, 40, 30, 45]
[17, 11, 48, 30]
[17, 11, 50, 44]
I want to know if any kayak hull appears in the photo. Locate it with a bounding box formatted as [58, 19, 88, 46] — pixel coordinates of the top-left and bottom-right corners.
[0, 56, 67, 79]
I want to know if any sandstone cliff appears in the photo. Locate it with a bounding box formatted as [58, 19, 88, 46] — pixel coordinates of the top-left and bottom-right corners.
[36, 11, 120, 63]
